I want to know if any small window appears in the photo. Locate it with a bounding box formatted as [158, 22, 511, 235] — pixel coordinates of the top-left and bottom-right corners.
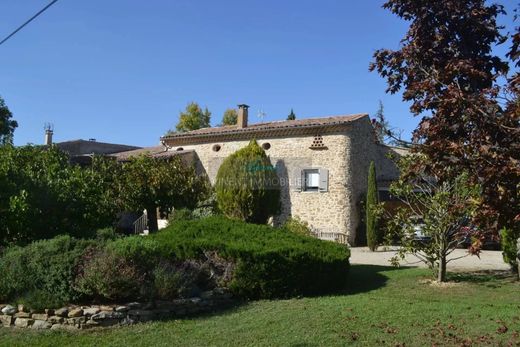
[294, 168, 329, 193]
[176, 147, 184, 151]
[303, 169, 320, 192]
[262, 142, 271, 150]
[212, 144, 221, 152]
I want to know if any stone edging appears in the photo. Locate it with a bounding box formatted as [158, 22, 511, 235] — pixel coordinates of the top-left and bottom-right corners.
[0, 288, 234, 330]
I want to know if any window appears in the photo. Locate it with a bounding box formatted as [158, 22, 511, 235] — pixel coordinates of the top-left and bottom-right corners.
[303, 169, 320, 192]
[262, 142, 271, 150]
[294, 168, 329, 193]
[212, 144, 221, 152]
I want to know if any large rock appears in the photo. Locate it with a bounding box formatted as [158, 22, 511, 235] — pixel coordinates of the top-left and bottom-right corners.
[32, 313, 49, 321]
[0, 315, 13, 327]
[54, 308, 69, 317]
[14, 318, 34, 328]
[68, 308, 83, 318]
[83, 307, 101, 316]
[1, 305, 16, 315]
[31, 320, 52, 329]
[91, 311, 124, 321]
[48, 316, 65, 324]
[14, 312, 31, 318]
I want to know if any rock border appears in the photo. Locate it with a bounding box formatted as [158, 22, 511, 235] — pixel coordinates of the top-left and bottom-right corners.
[0, 288, 234, 330]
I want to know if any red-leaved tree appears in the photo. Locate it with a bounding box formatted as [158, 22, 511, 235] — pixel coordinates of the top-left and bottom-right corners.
[370, 1, 519, 255]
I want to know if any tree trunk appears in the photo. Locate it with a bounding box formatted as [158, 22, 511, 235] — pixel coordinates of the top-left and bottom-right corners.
[147, 206, 158, 233]
[438, 255, 447, 283]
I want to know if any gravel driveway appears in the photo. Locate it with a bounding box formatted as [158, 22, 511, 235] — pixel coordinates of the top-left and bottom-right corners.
[349, 247, 510, 272]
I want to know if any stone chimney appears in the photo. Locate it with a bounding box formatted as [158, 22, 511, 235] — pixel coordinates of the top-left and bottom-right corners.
[44, 123, 53, 145]
[237, 104, 249, 128]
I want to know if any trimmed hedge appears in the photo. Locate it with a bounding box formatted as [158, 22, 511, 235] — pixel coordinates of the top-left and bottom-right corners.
[0, 217, 350, 307]
[152, 216, 350, 299]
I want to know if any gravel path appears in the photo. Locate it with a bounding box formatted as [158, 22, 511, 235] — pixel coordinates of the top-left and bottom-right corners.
[349, 247, 510, 271]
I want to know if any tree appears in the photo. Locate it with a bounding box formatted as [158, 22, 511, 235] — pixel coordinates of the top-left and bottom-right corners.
[287, 109, 296, 120]
[175, 102, 211, 133]
[371, 101, 407, 147]
[385, 155, 480, 282]
[221, 108, 238, 126]
[215, 140, 281, 224]
[0, 146, 119, 246]
[0, 96, 18, 145]
[119, 155, 210, 232]
[366, 161, 380, 251]
[370, 0, 520, 255]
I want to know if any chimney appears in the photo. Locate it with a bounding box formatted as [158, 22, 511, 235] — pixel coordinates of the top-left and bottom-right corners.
[44, 123, 54, 145]
[237, 104, 249, 128]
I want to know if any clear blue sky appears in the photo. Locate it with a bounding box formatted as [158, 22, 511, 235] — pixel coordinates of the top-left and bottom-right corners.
[0, 0, 517, 147]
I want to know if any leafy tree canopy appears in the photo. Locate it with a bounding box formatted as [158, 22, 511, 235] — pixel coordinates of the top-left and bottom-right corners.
[0, 96, 18, 145]
[119, 155, 210, 232]
[221, 108, 238, 126]
[174, 102, 211, 133]
[370, 0, 520, 247]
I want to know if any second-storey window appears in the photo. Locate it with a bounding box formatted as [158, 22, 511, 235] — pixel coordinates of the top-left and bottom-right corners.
[303, 169, 320, 192]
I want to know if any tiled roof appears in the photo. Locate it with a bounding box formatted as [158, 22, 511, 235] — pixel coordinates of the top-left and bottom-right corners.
[161, 113, 369, 145]
[55, 139, 141, 156]
[110, 145, 194, 161]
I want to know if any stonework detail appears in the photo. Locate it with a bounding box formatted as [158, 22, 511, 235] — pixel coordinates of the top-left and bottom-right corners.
[166, 116, 403, 244]
[0, 289, 234, 330]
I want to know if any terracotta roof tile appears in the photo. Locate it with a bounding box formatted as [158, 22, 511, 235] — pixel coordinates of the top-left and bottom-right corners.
[161, 113, 368, 141]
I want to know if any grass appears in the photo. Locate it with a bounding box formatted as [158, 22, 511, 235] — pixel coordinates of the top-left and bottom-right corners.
[1, 266, 520, 346]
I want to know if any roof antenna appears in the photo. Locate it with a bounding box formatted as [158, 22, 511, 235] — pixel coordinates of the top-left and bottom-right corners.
[257, 108, 266, 123]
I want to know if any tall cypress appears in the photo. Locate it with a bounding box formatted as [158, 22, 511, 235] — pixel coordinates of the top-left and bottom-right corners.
[366, 161, 379, 251]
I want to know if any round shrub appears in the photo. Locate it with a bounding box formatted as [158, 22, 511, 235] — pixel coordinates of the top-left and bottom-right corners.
[215, 140, 281, 224]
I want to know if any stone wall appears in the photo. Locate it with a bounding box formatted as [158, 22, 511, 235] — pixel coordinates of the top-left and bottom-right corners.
[0, 289, 234, 330]
[170, 116, 402, 244]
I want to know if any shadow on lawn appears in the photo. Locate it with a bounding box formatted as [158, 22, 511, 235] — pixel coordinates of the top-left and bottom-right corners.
[447, 270, 515, 287]
[340, 264, 410, 295]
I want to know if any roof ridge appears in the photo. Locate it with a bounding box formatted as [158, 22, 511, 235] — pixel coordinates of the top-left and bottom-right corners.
[162, 113, 368, 140]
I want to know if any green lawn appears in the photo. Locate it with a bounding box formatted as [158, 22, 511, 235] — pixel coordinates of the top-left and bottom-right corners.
[1, 266, 519, 346]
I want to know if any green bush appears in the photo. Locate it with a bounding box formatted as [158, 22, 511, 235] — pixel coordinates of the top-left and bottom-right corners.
[1, 217, 350, 305]
[152, 216, 350, 299]
[170, 208, 194, 222]
[14, 289, 65, 312]
[501, 227, 518, 273]
[215, 140, 280, 224]
[283, 216, 313, 236]
[0, 235, 94, 306]
[73, 248, 148, 301]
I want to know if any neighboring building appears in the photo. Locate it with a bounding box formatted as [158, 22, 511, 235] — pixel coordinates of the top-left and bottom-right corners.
[42, 127, 142, 165]
[160, 105, 405, 245]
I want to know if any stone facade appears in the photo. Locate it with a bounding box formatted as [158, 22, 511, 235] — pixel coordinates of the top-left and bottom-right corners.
[164, 115, 403, 244]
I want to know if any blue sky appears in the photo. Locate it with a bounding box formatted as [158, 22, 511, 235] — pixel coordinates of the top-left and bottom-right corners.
[0, 0, 517, 147]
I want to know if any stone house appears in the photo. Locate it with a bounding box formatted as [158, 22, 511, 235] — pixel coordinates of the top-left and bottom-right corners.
[158, 105, 405, 245]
